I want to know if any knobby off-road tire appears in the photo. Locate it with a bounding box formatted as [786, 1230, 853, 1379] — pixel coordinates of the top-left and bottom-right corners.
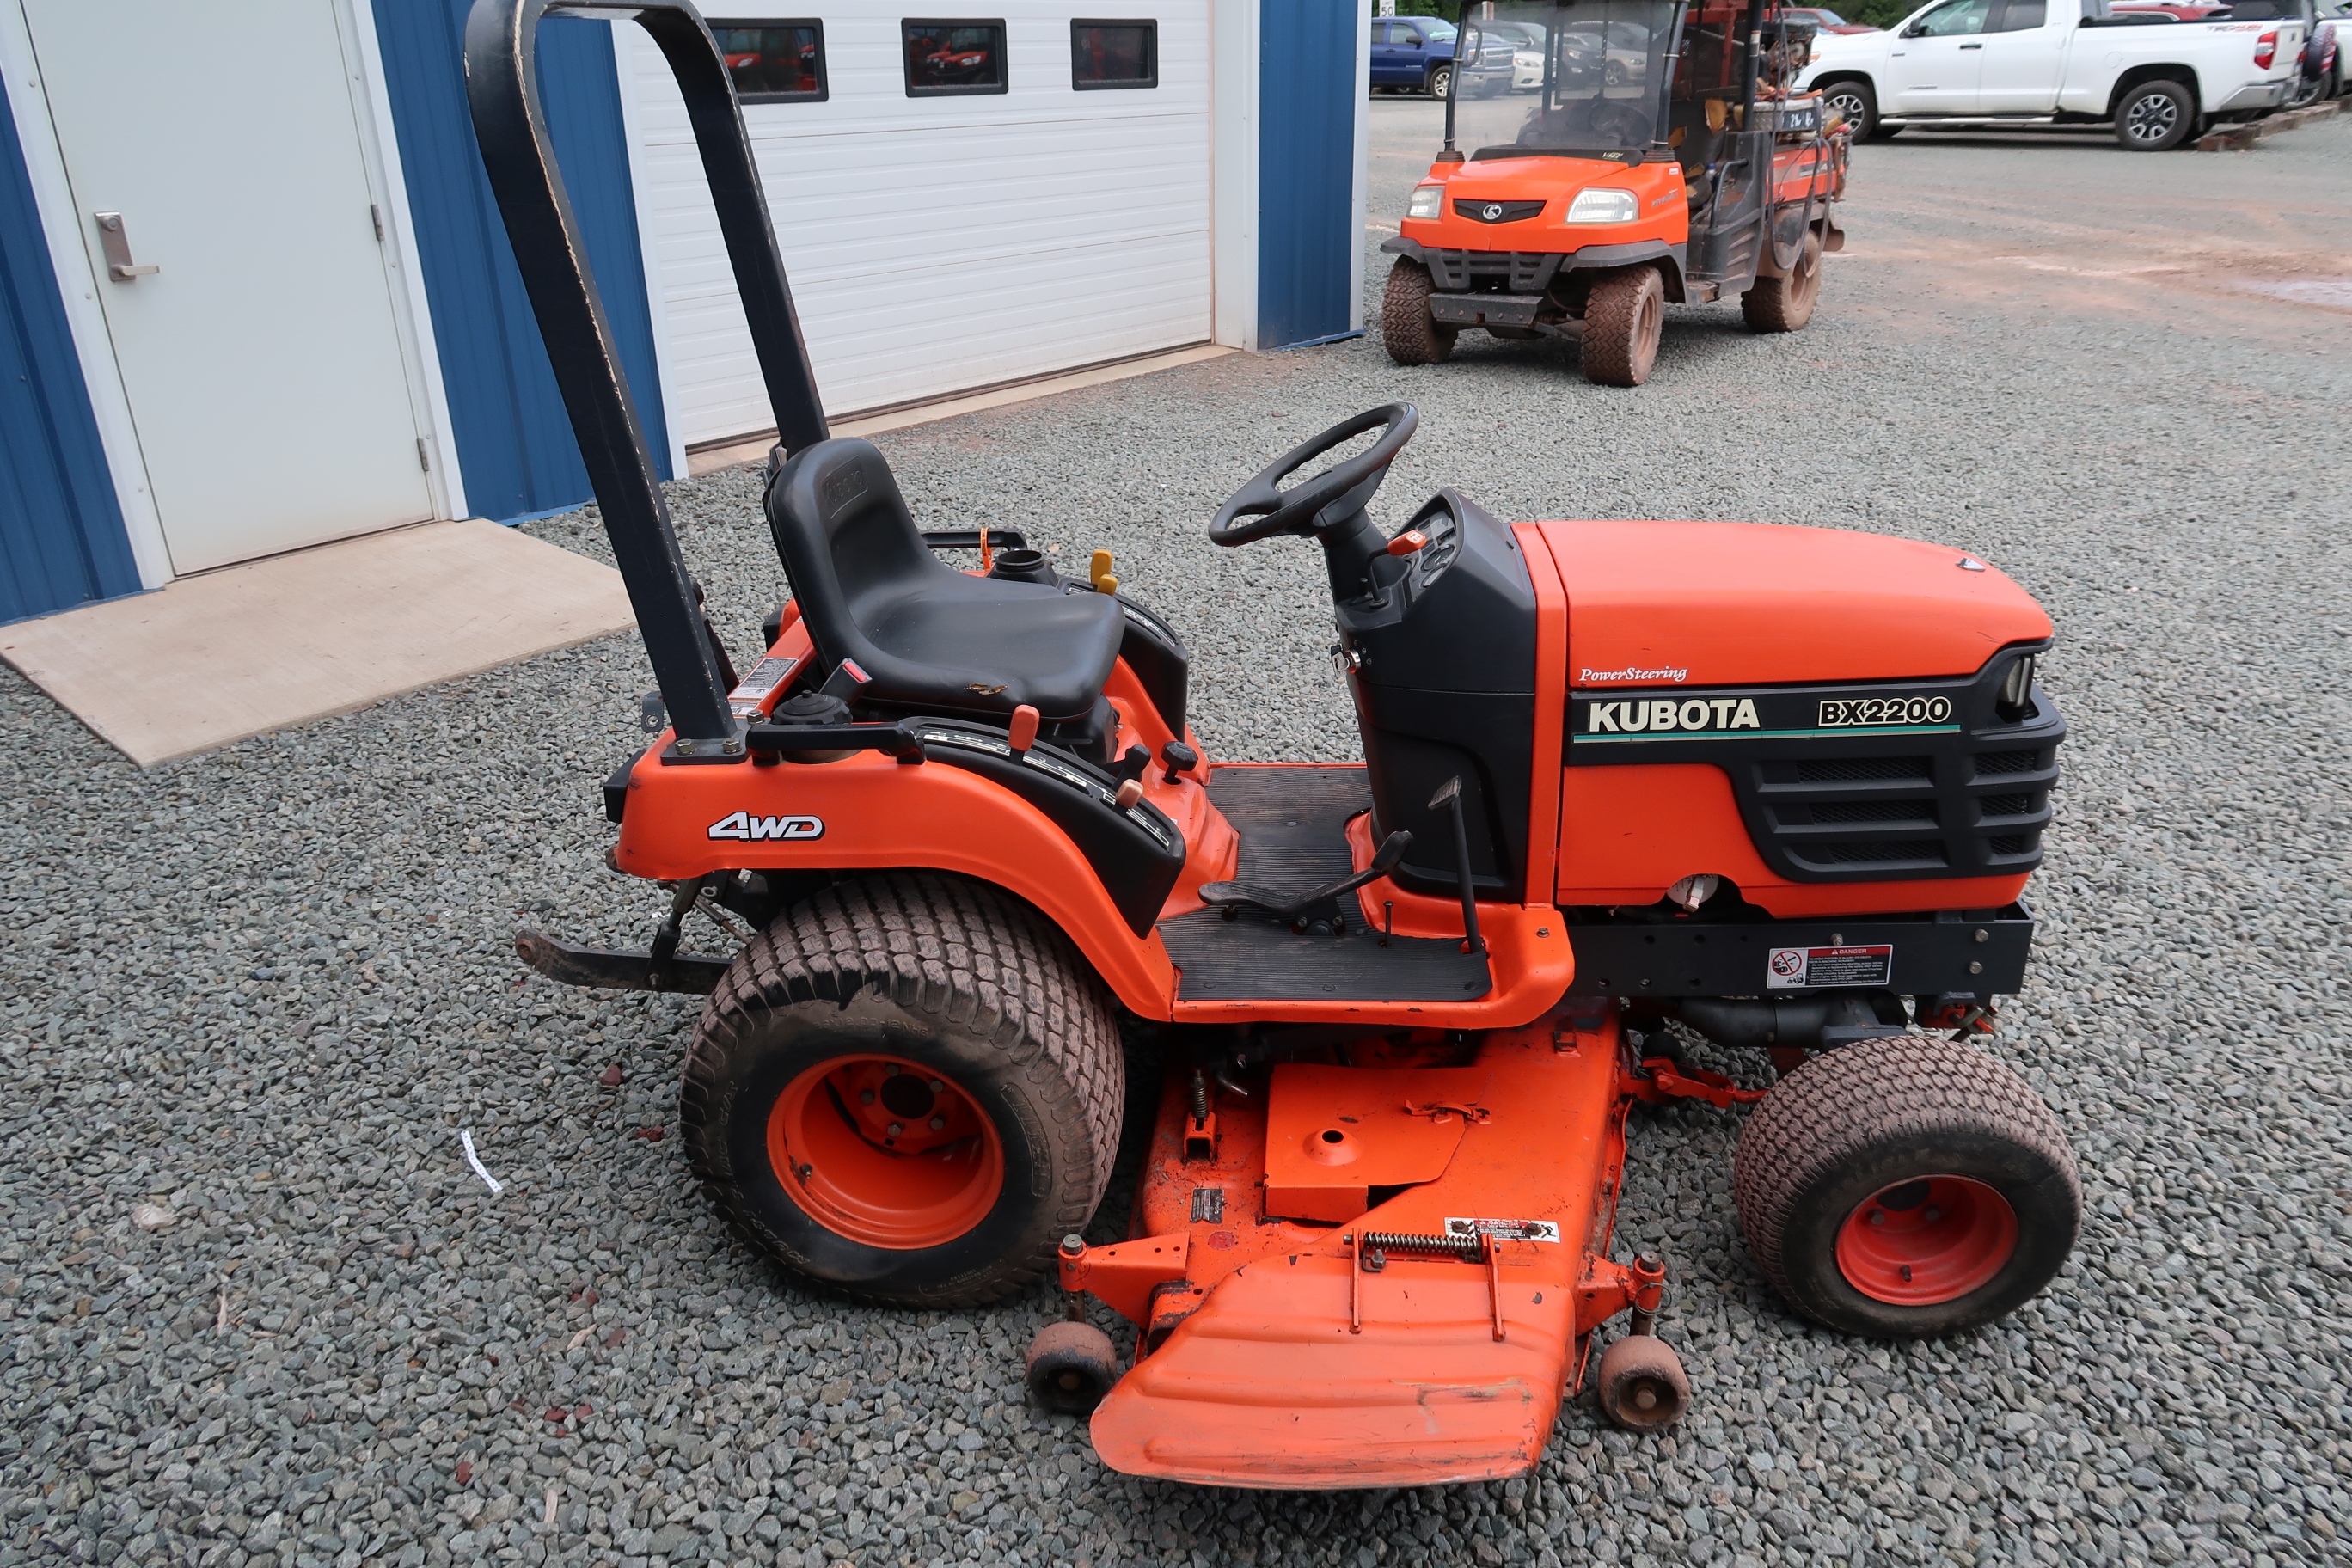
[1733, 1034, 2080, 1338]
[1743, 228, 1824, 334]
[1581, 266, 1666, 387]
[683, 872, 1122, 1308]
[1381, 257, 1459, 366]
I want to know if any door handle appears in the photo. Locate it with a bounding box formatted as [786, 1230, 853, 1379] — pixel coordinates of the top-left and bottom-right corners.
[1959, 40, 1982, 47]
[93, 211, 158, 281]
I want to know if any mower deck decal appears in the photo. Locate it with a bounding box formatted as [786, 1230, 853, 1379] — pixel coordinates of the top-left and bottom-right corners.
[1444, 1218, 1562, 1244]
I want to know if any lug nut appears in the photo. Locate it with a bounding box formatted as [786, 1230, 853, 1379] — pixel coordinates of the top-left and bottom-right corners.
[1869, 1210, 1886, 1225]
[1923, 1206, 1942, 1223]
[886, 1123, 903, 1136]
[929, 1115, 946, 1130]
[929, 1079, 945, 1093]
[859, 1088, 875, 1105]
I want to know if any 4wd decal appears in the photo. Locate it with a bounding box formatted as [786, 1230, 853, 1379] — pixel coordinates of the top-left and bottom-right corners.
[707, 811, 824, 842]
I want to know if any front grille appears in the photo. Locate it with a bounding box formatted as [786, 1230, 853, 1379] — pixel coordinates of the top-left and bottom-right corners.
[1988, 835, 2034, 855]
[1454, 199, 1546, 224]
[1422, 249, 1565, 292]
[1976, 750, 2040, 775]
[1797, 756, 1930, 783]
[1813, 840, 1945, 866]
[1804, 799, 1936, 824]
[1979, 793, 2037, 818]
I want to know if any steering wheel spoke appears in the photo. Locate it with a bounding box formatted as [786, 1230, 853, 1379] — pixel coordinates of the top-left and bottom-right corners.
[1209, 404, 1419, 547]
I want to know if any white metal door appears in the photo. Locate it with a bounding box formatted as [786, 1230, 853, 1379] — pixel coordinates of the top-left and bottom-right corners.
[25, 0, 432, 574]
[1972, 0, 2067, 113]
[1882, 0, 1994, 113]
[626, 2, 1213, 448]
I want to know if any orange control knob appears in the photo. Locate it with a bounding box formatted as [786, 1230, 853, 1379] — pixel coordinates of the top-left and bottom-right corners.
[1386, 530, 1428, 557]
[1008, 704, 1040, 752]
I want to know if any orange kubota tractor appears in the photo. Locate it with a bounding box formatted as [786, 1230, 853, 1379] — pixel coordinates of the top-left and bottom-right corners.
[1383, 0, 1848, 386]
[472, 0, 2078, 1491]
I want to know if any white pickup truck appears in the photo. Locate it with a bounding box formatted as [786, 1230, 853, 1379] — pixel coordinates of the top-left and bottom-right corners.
[1798, 0, 2306, 148]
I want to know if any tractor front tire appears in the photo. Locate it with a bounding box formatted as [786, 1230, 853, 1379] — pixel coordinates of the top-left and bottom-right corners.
[683, 872, 1123, 1308]
[1733, 1035, 2080, 1339]
[1743, 229, 1824, 334]
[1581, 266, 1666, 387]
[1381, 258, 1458, 366]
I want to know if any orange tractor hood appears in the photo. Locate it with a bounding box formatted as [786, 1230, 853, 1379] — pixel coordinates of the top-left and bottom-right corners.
[1535, 520, 2053, 687]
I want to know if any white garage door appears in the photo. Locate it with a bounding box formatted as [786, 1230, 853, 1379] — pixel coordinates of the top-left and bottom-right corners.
[622, 3, 1211, 448]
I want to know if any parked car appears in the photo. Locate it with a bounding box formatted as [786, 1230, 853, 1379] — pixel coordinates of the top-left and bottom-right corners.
[1371, 15, 1459, 96]
[1800, 0, 2307, 149]
[1777, 5, 1884, 33]
[1477, 19, 1558, 88]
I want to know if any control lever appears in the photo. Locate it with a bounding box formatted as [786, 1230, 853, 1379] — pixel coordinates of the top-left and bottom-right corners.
[1429, 777, 1485, 954]
[1198, 830, 1412, 923]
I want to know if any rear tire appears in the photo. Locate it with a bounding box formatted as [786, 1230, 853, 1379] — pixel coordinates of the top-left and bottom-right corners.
[2114, 79, 2196, 150]
[1733, 1035, 2080, 1338]
[1381, 257, 1458, 366]
[1428, 64, 1452, 100]
[1742, 229, 1824, 334]
[1581, 266, 1666, 387]
[683, 872, 1123, 1308]
[1822, 78, 1895, 139]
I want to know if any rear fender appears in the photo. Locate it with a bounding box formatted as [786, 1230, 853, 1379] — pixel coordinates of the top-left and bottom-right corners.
[612, 729, 1193, 1018]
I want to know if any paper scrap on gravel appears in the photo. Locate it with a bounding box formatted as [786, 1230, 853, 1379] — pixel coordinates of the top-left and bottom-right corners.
[0, 518, 634, 767]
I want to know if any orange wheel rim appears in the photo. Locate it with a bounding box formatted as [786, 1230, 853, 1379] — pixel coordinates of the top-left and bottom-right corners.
[1835, 1175, 2017, 1306]
[767, 1055, 1003, 1250]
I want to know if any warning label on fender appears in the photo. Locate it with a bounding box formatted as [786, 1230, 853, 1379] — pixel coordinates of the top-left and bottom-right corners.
[1767, 944, 1893, 989]
[1443, 1217, 1562, 1244]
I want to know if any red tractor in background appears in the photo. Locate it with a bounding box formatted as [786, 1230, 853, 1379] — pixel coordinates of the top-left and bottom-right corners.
[1384, 0, 1849, 386]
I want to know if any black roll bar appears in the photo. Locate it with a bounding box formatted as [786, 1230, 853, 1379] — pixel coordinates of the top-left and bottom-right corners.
[462, 0, 830, 750]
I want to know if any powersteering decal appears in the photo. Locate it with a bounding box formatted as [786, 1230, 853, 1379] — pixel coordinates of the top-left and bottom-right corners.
[707, 811, 824, 841]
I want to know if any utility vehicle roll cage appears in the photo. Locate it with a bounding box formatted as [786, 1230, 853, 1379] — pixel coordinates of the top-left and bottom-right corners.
[464, 0, 829, 752]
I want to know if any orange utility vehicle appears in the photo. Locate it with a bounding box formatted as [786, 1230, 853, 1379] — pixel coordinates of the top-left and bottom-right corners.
[1383, 0, 1849, 385]
[471, 0, 2078, 1491]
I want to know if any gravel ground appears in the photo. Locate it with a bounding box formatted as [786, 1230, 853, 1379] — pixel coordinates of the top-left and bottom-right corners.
[4, 100, 2351, 1568]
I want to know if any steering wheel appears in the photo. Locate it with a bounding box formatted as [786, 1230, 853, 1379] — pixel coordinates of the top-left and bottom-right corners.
[1209, 404, 1418, 547]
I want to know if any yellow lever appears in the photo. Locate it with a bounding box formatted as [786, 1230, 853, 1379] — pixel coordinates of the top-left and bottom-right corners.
[1090, 548, 1118, 595]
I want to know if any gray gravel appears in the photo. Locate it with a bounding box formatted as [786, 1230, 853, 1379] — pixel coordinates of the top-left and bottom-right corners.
[5, 100, 2352, 1568]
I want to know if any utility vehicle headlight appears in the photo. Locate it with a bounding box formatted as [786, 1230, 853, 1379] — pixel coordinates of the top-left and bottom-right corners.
[1407, 184, 1445, 220]
[1565, 187, 1639, 224]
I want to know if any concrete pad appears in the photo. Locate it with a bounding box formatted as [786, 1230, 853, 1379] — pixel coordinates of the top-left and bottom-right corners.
[686, 343, 1237, 475]
[0, 519, 634, 766]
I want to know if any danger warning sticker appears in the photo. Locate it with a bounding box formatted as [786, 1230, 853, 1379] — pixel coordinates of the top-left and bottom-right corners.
[1443, 1217, 1562, 1244]
[1766, 944, 1893, 989]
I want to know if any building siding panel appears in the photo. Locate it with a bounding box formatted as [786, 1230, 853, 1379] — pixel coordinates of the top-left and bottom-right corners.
[627, 3, 1211, 447]
[1256, 0, 1358, 349]
[0, 71, 138, 623]
[373, 3, 671, 521]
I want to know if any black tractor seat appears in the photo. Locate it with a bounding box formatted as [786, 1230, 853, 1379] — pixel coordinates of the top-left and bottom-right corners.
[767, 438, 1124, 724]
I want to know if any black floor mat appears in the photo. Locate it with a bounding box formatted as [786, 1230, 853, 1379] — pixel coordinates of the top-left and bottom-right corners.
[1156, 765, 1493, 1003]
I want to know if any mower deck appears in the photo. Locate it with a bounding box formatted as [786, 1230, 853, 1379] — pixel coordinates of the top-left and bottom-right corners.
[1156, 766, 1491, 1002]
[1068, 1014, 1647, 1488]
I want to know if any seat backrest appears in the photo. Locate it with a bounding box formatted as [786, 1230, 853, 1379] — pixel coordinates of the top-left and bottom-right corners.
[765, 438, 946, 671]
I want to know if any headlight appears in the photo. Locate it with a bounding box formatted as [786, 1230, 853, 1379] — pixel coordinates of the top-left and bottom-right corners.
[1406, 184, 1444, 220]
[1998, 654, 2037, 719]
[1517, 49, 1540, 65]
[1565, 187, 1639, 224]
